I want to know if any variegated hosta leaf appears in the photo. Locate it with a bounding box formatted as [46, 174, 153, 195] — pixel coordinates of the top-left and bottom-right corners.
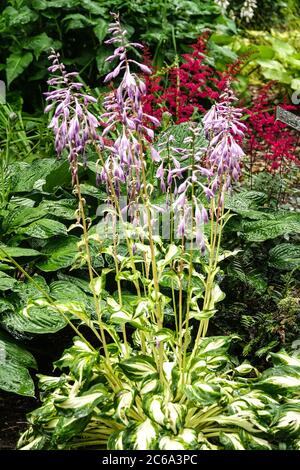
[107, 430, 125, 450]
[271, 404, 300, 437]
[185, 382, 221, 406]
[177, 428, 198, 447]
[114, 389, 134, 425]
[234, 363, 259, 376]
[27, 401, 57, 426]
[164, 402, 187, 433]
[196, 335, 239, 357]
[52, 415, 91, 445]
[228, 390, 278, 414]
[54, 338, 100, 381]
[159, 435, 190, 450]
[257, 366, 300, 393]
[198, 433, 219, 450]
[144, 395, 165, 426]
[55, 384, 109, 418]
[219, 432, 245, 450]
[38, 374, 68, 393]
[162, 361, 176, 382]
[207, 410, 267, 433]
[240, 430, 272, 450]
[205, 354, 231, 371]
[18, 433, 48, 450]
[122, 419, 159, 450]
[143, 394, 187, 433]
[293, 439, 300, 450]
[139, 377, 160, 395]
[119, 355, 158, 381]
[268, 351, 300, 369]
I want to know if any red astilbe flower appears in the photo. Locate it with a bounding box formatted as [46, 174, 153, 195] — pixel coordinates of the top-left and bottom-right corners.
[245, 83, 300, 172]
[143, 34, 240, 124]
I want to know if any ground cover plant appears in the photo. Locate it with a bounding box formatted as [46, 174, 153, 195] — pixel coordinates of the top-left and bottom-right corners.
[0, 2, 300, 453]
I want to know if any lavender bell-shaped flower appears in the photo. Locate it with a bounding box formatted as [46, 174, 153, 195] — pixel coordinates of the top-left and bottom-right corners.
[99, 13, 161, 203]
[203, 85, 246, 196]
[45, 49, 99, 183]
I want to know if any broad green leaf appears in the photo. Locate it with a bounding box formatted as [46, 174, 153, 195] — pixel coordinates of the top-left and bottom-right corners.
[81, 0, 105, 15]
[269, 38, 295, 58]
[119, 355, 158, 381]
[6, 51, 33, 87]
[0, 360, 35, 397]
[225, 190, 267, 212]
[165, 402, 186, 433]
[79, 183, 106, 198]
[257, 59, 290, 83]
[44, 160, 70, 192]
[268, 243, 300, 270]
[196, 335, 237, 356]
[0, 331, 36, 369]
[38, 199, 76, 220]
[63, 13, 96, 31]
[9, 159, 58, 192]
[177, 429, 198, 448]
[258, 366, 300, 392]
[0, 272, 16, 291]
[50, 281, 88, 302]
[242, 214, 300, 242]
[0, 331, 36, 396]
[1, 300, 68, 334]
[37, 236, 79, 271]
[31, 0, 48, 9]
[0, 244, 41, 258]
[107, 430, 125, 450]
[17, 435, 47, 450]
[211, 284, 225, 304]
[234, 363, 258, 376]
[93, 20, 108, 44]
[3, 6, 38, 27]
[2, 206, 47, 232]
[17, 219, 68, 239]
[139, 378, 160, 395]
[24, 33, 60, 59]
[207, 411, 267, 433]
[291, 78, 300, 90]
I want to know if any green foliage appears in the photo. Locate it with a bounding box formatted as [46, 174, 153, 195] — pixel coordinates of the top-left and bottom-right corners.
[0, 330, 37, 396]
[0, 0, 227, 109]
[17, 336, 300, 449]
[0, 155, 106, 395]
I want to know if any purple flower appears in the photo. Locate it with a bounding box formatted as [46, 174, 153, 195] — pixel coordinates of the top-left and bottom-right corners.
[45, 49, 99, 181]
[203, 84, 245, 192]
[98, 13, 161, 203]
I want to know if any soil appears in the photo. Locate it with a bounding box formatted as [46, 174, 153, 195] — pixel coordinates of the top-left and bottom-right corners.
[0, 391, 37, 450]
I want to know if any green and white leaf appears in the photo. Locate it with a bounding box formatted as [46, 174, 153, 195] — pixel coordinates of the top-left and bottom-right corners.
[119, 355, 158, 381]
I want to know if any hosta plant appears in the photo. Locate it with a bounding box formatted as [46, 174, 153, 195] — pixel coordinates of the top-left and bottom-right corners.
[16, 15, 300, 450]
[18, 341, 300, 450]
